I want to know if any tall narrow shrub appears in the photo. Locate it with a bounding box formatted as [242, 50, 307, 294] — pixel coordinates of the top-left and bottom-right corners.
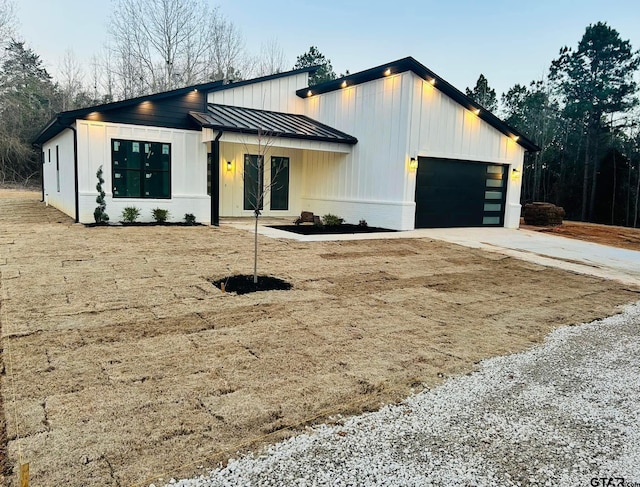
[94, 165, 110, 223]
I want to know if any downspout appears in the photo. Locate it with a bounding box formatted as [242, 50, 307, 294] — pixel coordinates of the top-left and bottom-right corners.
[211, 131, 223, 226]
[58, 121, 79, 223]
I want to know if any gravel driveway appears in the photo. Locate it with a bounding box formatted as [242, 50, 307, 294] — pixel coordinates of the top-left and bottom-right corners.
[167, 302, 640, 487]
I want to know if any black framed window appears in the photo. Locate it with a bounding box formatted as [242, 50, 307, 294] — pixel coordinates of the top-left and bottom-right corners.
[270, 156, 289, 210]
[56, 145, 60, 192]
[112, 139, 171, 198]
[243, 154, 264, 210]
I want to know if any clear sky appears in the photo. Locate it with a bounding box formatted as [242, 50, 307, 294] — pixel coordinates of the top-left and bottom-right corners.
[14, 0, 640, 98]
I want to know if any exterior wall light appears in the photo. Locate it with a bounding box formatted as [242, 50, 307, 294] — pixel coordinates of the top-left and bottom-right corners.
[226, 160, 233, 172]
[409, 157, 419, 170]
[384, 68, 391, 76]
[473, 108, 480, 115]
[428, 78, 436, 85]
[512, 135, 520, 142]
[341, 80, 347, 88]
[307, 90, 313, 97]
[511, 167, 521, 180]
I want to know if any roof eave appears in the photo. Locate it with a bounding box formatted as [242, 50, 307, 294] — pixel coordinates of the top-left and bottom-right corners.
[194, 122, 358, 145]
[296, 57, 540, 153]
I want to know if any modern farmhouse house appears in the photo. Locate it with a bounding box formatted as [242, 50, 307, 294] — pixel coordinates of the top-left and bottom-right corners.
[34, 57, 538, 230]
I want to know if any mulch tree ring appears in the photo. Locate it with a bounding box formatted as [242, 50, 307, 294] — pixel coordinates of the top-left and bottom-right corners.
[270, 224, 396, 235]
[211, 275, 293, 295]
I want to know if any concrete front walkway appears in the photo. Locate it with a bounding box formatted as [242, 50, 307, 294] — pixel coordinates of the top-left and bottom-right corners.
[227, 220, 640, 287]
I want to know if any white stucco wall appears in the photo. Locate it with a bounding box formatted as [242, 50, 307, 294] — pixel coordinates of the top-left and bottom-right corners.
[42, 128, 76, 218]
[75, 120, 209, 223]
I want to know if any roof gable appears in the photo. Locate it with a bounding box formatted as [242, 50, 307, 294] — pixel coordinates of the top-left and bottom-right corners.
[296, 57, 540, 152]
[33, 66, 319, 145]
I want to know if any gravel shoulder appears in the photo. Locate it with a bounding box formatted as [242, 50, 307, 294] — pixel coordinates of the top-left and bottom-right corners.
[171, 301, 640, 487]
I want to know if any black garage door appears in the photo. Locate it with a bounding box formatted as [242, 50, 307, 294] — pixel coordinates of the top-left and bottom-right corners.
[414, 157, 507, 228]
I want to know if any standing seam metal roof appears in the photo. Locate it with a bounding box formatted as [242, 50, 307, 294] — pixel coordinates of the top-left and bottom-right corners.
[188, 104, 358, 145]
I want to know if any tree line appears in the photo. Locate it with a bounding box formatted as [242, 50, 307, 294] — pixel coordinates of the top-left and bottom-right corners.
[1, 0, 639, 227]
[466, 22, 640, 227]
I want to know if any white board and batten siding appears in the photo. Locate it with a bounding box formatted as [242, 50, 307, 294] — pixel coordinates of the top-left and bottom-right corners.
[406, 72, 525, 228]
[75, 120, 209, 223]
[42, 128, 76, 218]
[303, 71, 525, 230]
[302, 73, 416, 230]
[207, 73, 309, 114]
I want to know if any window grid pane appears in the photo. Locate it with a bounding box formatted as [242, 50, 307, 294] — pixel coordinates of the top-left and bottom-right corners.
[112, 139, 170, 199]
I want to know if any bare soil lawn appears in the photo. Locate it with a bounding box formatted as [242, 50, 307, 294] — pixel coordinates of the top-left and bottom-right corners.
[1, 189, 639, 487]
[522, 219, 640, 251]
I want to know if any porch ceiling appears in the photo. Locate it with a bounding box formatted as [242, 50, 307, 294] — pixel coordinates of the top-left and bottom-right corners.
[189, 104, 358, 145]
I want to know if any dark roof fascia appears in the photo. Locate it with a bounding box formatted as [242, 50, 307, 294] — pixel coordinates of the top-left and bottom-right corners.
[189, 104, 358, 145]
[296, 57, 540, 153]
[204, 65, 319, 95]
[32, 80, 224, 144]
[33, 66, 321, 145]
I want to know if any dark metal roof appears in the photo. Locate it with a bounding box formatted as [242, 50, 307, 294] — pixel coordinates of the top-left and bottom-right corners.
[296, 57, 540, 152]
[33, 66, 320, 145]
[189, 104, 358, 145]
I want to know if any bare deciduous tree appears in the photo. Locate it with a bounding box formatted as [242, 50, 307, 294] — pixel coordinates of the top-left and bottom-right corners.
[0, 0, 16, 49]
[254, 38, 287, 77]
[58, 49, 85, 110]
[108, 0, 248, 98]
[207, 13, 246, 82]
[241, 129, 288, 284]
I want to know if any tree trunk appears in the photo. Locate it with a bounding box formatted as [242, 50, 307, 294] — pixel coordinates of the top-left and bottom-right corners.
[253, 214, 258, 284]
[611, 148, 616, 225]
[581, 127, 591, 221]
[588, 120, 601, 221]
[633, 159, 640, 228]
[533, 152, 541, 201]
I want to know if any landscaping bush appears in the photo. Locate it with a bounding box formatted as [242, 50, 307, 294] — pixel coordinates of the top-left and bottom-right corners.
[358, 219, 368, 227]
[121, 206, 141, 223]
[322, 213, 344, 227]
[152, 208, 170, 223]
[93, 166, 110, 224]
[184, 213, 197, 225]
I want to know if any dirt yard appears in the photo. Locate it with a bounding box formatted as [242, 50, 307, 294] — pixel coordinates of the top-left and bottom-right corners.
[1, 190, 638, 487]
[522, 220, 640, 251]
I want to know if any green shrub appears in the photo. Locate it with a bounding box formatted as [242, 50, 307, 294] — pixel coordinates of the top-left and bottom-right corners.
[358, 219, 368, 227]
[184, 213, 197, 225]
[93, 166, 110, 223]
[322, 213, 344, 226]
[121, 206, 141, 223]
[152, 208, 170, 223]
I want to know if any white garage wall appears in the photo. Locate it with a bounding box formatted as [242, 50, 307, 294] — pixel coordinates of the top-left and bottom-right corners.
[42, 128, 76, 218]
[75, 120, 209, 224]
[407, 72, 525, 228]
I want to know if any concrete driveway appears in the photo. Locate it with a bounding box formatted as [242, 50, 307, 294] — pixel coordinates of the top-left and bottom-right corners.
[246, 223, 640, 287]
[418, 227, 640, 287]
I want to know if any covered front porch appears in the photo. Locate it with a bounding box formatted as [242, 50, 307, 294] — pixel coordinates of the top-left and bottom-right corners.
[189, 104, 357, 224]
